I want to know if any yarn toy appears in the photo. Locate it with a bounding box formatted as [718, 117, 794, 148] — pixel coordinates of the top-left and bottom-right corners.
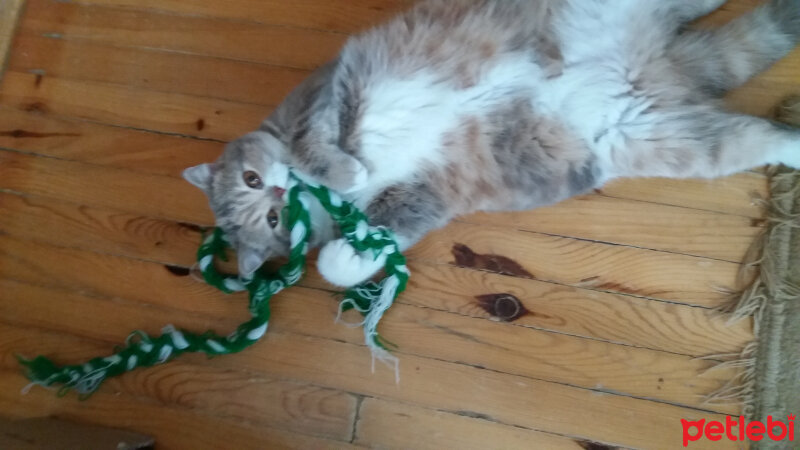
[18, 172, 409, 397]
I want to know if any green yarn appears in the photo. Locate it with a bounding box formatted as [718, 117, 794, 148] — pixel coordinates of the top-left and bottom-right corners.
[19, 172, 409, 396]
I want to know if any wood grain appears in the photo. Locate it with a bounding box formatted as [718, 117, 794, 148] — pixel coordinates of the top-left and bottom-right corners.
[0, 279, 737, 448]
[0, 273, 741, 414]
[0, 149, 213, 224]
[10, 31, 310, 106]
[0, 70, 268, 141]
[14, 8, 799, 137]
[0, 0, 786, 447]
[61, 0, 412, 34]
[410, 221, 741, 307]
[0, 106, 223, 177]
[20, 0, 348, 70]
[464, 195, 761, 262]
[0, 192, 203, 267]
[0, 148, 760, 265]
[202, 335, 738, 450]
[0, 105, 769, 219]
[0, 325, 358, 441]
[0, 0, 24, 80]
[0, 375, 363, 450]
[0, 181, 741, 309]
[1, 298, 735, 449]
[356, 398, 585, 450]
[0, 139, 746, 312]
[0, 203, 753, 357]
[600, 173, 767, 218]
[388, 263, 752, 356]
[0, 234, 241, 318]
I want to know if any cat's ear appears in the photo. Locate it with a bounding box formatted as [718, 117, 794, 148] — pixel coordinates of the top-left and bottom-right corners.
[182, 163, 216, 191]
[238, 248, 267, 277]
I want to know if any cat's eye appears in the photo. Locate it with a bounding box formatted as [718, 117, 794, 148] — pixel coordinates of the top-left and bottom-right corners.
[243, 171, 263, 189]
[267, 209, 279, 229]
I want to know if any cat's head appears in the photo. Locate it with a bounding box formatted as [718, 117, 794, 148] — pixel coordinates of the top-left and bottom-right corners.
[183, 131, 292, 276]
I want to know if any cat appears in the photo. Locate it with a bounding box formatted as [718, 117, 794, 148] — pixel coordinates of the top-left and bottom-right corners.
[183, 0, 800, 287]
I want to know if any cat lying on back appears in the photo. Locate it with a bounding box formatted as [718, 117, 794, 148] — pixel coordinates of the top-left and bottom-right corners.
[184, 0, 800, 287]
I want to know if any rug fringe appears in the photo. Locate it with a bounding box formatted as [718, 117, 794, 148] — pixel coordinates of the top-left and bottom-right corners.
[704, 96, 800, 418]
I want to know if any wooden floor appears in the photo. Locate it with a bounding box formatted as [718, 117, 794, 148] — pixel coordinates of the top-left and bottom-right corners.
[0, 0, 798, 448]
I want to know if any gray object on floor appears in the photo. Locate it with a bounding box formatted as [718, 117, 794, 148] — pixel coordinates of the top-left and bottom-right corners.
[0, 417, 154, 450]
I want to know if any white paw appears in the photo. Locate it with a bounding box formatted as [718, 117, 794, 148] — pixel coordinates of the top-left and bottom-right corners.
[317, 238, 386, 287]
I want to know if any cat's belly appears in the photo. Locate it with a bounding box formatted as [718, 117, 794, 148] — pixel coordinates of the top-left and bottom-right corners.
[545, 1, 678, 179]
[537, 38, 687, 182]
[358, 57, 547, 193]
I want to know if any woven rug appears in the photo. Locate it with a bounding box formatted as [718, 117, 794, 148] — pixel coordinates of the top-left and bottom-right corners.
[715, 97, 800, 449]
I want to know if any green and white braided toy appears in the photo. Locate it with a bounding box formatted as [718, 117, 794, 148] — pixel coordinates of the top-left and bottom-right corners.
[19, 172, 409, 397]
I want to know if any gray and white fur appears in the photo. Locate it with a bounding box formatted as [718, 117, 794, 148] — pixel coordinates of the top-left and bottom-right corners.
[184, 0, 800, 287]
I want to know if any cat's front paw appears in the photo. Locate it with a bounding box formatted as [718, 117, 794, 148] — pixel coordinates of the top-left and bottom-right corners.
[317, 238, 386, 287]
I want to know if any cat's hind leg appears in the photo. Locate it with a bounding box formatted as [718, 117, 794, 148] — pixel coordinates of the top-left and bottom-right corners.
[610, 107, 800, 180]
[668, 0, 800, 96]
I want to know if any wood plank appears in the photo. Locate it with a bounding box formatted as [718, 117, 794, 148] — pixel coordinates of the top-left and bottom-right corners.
[371, 302, 740, 415]
[356, 398, 585, 450]
[0, 0, 24, 80]
[409, 222, 741, 307]
[4, 254, 740, 417]
[16, 0, 760, 73]
[0, 148, 759, 266]
[374, 263, 752, 357]
[61, 0, 412, 34]
[0, 275, 740, 414]
[202, 337, 738, 450]
[20, 0, 347, 70]
[17, 0, 800, 122]
[0, 195, 753, 357]
[0, 324, 357, 442]
[0, 234, 242, 319]
[0, 192, 202, 267]
[0, 71, 268, 141]
[0, 374, 362, 450]
[463, 194, 760, 262]
[0, 202, 753, 356]
[0, 149, 212, 224]
[0, 105, 769, 219]
[9, 31, 310, 106]
[0, 180, 742, 309]
[0, 1, 776, 448]
[0, 283, 736, 449]
[0, 106, 223, 178]
[0, 148, 744, 308]
[600, 174, 767, 218]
